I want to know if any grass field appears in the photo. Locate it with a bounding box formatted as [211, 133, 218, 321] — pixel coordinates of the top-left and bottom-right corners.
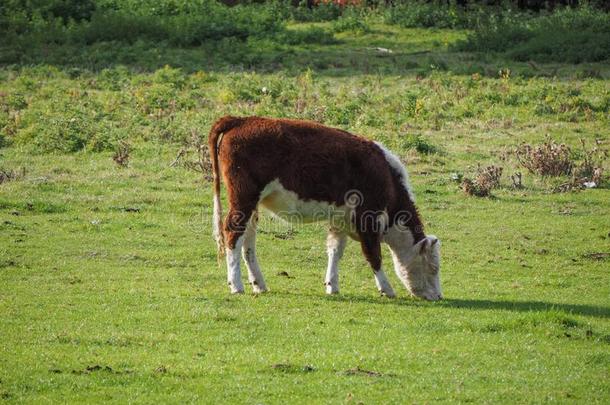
[1, 15, 609, 404]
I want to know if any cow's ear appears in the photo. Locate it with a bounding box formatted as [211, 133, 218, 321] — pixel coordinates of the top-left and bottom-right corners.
[418, 236, 440, 255]
[418, 238, 430, 255]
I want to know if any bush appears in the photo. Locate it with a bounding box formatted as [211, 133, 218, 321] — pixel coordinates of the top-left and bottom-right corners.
[2, 1, 286, 47]
[384, 1, 470, 29]
[456, 11, 533, 53]
[515, 139, 573, 177]
[290, 1, 342, 22]
[332, 15, 371, 34]
[0, 0, 96, 23]
[401, 134, 437, 155]
[456, 6, 610, 63]
[555, 139, 608, 191]
[461, 165, 503, 197]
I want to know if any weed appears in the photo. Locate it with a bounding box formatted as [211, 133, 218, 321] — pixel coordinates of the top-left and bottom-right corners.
[572, 139, 607, 185]
[401, 134, 437, 155]
[0, 166, 25, 184]
[112, 141, 131, 168]
[554, 139, 607, 192]
[170, 129, 212, 183]
[461, 164, 503, 197]
[510, 172, 523, 189]
[515, 139, 573, 177]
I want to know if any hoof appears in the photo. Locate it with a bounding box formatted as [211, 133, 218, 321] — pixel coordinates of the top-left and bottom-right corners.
[379, 289, 396, 298]
[325, 282, 339, 295]
[252, 284, 268, 294]
[411, 290, 443, 301]
[229, 282, 244, 294]
[422, 292, 442, 301]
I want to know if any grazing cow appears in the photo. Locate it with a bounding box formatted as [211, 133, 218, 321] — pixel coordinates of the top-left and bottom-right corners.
[209, 116, 442, 300]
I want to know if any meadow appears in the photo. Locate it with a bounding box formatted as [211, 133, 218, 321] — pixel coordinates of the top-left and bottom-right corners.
[1, 1, 609, 403]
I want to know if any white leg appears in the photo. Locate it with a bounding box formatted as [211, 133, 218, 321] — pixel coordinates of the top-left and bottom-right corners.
[325, 230, 347, 294]
[242, 215, 267, 293]
[374, 269, 396, 298]
[226, 235, 245, 294]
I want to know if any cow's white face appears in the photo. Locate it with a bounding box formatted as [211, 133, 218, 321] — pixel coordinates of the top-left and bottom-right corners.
[387, 233, 442, 301]
[403, 236, 442, 300]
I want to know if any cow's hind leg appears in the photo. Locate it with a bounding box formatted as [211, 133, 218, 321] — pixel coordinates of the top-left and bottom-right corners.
[225, 221, 245, 294]
[325, 229, 347, 294]
[224, 192, 258, 294]
[242, 212, 267, 293]
[359, 231, 396, 298]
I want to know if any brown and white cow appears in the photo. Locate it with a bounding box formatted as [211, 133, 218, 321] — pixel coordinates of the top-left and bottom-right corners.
[208, 116, 442, 300]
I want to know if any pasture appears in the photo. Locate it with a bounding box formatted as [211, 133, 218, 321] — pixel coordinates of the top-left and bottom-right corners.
[1, 3, 609, 403]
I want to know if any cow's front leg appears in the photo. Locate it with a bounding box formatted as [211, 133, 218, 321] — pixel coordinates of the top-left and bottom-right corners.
[359, 231, 396, 298]
[325, 229, 347, 294]
[242, 212, 267, 293]
[373, 269, 395, 298]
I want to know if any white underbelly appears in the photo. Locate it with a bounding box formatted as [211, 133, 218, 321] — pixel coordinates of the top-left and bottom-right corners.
[259, 179, 350, 225]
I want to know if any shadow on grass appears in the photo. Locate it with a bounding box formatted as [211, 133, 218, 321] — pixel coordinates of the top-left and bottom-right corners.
[0, 41, 435, 77]
[442, 298, 610, 319]
[3, 41, 603, 81]
[320, 293, 610, 319]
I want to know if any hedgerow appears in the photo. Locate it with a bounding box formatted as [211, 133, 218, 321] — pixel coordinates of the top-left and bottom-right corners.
[455, 5, 610, 63]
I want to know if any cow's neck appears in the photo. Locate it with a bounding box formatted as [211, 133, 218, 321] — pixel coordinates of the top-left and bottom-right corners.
[389, 196, 426, 244]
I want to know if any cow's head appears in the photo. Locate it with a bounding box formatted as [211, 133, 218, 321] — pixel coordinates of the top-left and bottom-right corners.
[388, 234, 442, 301]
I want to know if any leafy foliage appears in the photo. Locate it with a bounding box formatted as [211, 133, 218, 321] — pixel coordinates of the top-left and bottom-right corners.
[384, 0, 472, 29]
[401, 134, 437, 155]
[332, 15, 371, 34]
[456, 5, 610, 63]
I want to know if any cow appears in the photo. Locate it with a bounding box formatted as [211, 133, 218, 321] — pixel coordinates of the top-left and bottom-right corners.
[208, 116, 442, 300]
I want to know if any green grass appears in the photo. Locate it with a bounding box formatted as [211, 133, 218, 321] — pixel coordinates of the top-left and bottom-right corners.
[1, 18, 609, 403]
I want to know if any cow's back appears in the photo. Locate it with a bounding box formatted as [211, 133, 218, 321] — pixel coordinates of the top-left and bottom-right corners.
[219, 117, 396, 211]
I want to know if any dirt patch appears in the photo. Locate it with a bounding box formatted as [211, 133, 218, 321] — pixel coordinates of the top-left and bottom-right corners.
[343, 366, 392, 377]
[72, 365, 132, 375]
[582, 252, 609, 261]
[271, 363, 315, 373]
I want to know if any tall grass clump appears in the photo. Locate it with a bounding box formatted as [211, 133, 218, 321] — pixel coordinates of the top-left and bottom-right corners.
[384, 0, 472, 29]
[289, 1, 343, 22]
[332, 15, 371, 35]
[456, 5, 610, 63]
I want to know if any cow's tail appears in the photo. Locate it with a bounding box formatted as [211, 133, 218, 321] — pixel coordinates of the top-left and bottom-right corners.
[209, 116, 244, 260]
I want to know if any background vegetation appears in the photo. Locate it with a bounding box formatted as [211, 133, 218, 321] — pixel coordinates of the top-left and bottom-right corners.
[1, 0, 609, 403]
